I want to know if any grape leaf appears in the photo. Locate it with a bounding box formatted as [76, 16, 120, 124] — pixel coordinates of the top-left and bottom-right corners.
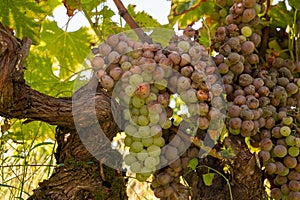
[0, 0, 50, 44]
[188, 157, 199, 170]
[288, 0, 300, 10]
[25, 45, 74, 97]
[268, 2, 293, 29]
[82, 0, 105, 11]
[149, 28, 175, 48]
[4, 120, 56, 142]
[41, 20, 93, 80]
[126, 4, 161, 28]
[169, 0, 214, 29]
[202, 173, 215, 186]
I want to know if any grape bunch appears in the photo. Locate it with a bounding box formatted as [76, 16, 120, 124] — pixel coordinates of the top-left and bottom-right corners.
[90, 29, 225, 198]
[211, 0, 300, 199]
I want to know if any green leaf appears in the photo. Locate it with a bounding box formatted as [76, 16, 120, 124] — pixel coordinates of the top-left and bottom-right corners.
[288, 0, 300, 10]
[82, 0, 105, 11]
[127, 4, 161, 28]
[268, 2, 293, 29]
[25, 45, 74, 97]
[169, 0, 214, 29]
[188, 158, 199, 170]
[149, 28, 175, 48]
[6, 120, 56, 142]
[0, 0, 50, 44]
[41, 20, 92, 80]
[202, 173, 215, 186]
[31, 142, 54, 151]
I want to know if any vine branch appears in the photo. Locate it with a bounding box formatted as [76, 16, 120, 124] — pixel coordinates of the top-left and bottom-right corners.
[113, 0, 152, 44]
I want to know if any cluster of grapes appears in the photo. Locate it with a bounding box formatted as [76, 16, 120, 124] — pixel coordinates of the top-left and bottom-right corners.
[91, 29, 225, 198]
[212, 0, 300, 199]
[209, 0, 233, 26]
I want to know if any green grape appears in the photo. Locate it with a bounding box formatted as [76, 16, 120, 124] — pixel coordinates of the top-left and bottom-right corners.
[141, 71, 153, 82]
[124, 136, 133, 146]
[282, 116, 293, 126]
[124, 154, 137, 165]
[140, 105, 149, 116]
[153, 137, 165, 147]
[130, 141, 144, 153]
[138, 115, 149, 126]
[288, 146, 300, 157]
[150, 86, 159, 94]
[280, 126, 291, 137]
[296, 138, 300, 148]
[146, 92, 158, 104]
[147, 145, 161, 157]
[131, 107, 140, 116]
[130, 115, 139, 125]
[139, 126, 151, 137]
[279, 167, 290, 177]
[121, 61, 132, 70]
[149, 113, 160, 125]
[144, 156, 158, 169]
[132, 96, 145, 108]
[129, 74, 143, 86]
[125, 124, 138, 136]
[219, 8, 227, 18]
[285, 135, 296, 146]
[125, 85, 136, 97]
[136, 173, 150, 182]
[137, 149, 148, 161]
[132, 135, 142, 142]
[241, 26, 253, 37]
[154, 79, 168, 90]
[130, 161, 142, 173]
[162, 118, 172, 129]
[142, 137, 154, 147]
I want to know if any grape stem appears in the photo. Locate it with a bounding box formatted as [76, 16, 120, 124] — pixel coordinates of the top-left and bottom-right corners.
[259, 0, 271, 59]
[113, 0, 153, 44]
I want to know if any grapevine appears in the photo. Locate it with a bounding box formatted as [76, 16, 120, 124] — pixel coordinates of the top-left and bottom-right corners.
[90, 0, 300, 199]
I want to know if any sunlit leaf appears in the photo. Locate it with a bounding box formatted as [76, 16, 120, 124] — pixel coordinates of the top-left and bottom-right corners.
[188, 157, 199, 170]
[149, 28, 175, 48]
[169, 0, 214, 29]
[82, 0, 105, 11]
[202, 173, 215, 186]
[41, 20, 92, 79]
[126, 4, 161, 28]
[6, 120, 56, 141]
[25, 45, 74, 97]
[31, 142, 54, 151]
[268, 2, 293, 28]
[0, 0, 50, 44]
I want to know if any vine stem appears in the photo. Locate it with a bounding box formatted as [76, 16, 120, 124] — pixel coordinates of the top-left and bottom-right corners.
[113, 0, 153, 44]
[198, 165, 234, 200]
